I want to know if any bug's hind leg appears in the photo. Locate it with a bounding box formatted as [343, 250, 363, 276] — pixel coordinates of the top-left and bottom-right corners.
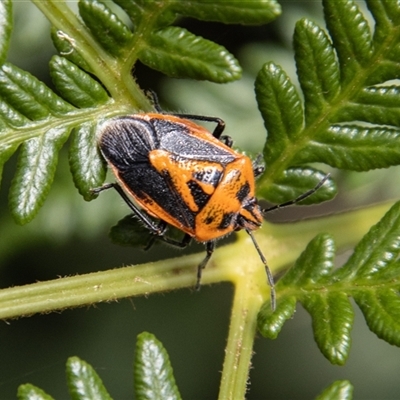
[91, 183, 165, 236]
[153, 232, 192, 249]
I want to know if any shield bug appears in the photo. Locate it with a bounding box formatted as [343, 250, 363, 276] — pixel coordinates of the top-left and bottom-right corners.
[93, 95, 329, 310]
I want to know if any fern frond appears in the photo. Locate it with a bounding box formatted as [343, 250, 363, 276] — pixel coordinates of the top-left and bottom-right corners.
[259, 201, 400, 365]
[17, 333, 181, 400]
[0, 0, 280, 223]
[256, 0, 400, 203]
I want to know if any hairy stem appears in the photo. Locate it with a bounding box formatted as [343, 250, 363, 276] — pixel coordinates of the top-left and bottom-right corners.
[0, 201, 392, 320]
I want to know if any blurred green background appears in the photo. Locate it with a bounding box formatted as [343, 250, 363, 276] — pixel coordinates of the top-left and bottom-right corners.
[1, 1, 400, 398]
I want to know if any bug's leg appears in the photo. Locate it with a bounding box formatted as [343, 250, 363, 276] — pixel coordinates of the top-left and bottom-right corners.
[252, 154, 265, 177]
[171, 113, 227, 139]
[156, 232, 192, 249]
[92, 183, 165, 236]
[143, 221, 168, 251]
[146, 89, 163, 112]
[263, 173, 331, 213]
[144, 235, 158, 251]
[91, 183, 115, 193]
[219, 135, 233, 147]
[195, 241, 216, 290]
[253, 165, 265, 177]
[208, 117, 225, 139]
[247, 230, 276, 311]
[147, 91, 228, 139]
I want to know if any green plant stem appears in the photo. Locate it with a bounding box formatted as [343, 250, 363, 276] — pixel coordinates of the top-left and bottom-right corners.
[0, 201, 392, 320]
[218, 252, 267, 400]
[1, 104, 116, 148]
[31, 0, 150, 109]
[0, 252, 205, 319]
[0, 201, 393, 397]
[216, 200, 394, 399]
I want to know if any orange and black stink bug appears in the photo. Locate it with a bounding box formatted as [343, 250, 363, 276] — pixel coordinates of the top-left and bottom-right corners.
[93, 96, 328, 310]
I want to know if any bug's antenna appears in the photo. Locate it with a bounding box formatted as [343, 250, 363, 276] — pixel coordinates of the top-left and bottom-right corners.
[252, 173, 330, 310]
[263, 174, 331, 214]
[247, 229, 276, 311]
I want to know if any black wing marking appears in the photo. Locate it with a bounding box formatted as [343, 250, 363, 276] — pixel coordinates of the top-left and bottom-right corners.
[99, 117, 160, 169]
[152, 118, 236, 164]
[119, 166, 196, 230]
